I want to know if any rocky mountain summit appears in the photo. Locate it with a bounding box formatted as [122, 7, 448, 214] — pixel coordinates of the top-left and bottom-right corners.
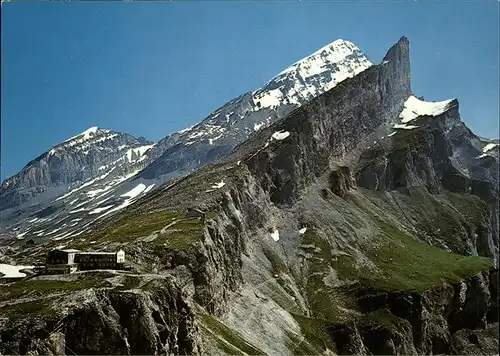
[0, 37, 498, 355]
[138, 39, 372, 181]
[0, 127, 154, 211]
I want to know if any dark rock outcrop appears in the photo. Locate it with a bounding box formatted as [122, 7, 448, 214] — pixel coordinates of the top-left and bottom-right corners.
[331, 271, 497, 355]
[0, 279, 201, 355]
[329, 166, 353, 198]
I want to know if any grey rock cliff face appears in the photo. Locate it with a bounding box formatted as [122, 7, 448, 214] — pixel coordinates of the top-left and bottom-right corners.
[0, 276, 201, 355]
[381, 36, 411, 112]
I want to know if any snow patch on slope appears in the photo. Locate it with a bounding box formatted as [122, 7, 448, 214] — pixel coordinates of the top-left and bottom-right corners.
[271, 131, 290, 141]
[88, 205, 114, 215]
[125, 145, 155, 162]
[0, 264, 35, 278]
[211, 181, 226, 189]
[271, 229, 280, 241]
[483, 143, 499, 153]
[477, 143, 499, 159]
[121, 183, 147, 199]
[254, 122, 265, 132]
[393, 123, 419, 130]
[69, 208, 87, 214]
[399, 96, 454, 123]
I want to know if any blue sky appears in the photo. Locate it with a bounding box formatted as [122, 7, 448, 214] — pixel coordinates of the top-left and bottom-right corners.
[1, 1, 499, 181]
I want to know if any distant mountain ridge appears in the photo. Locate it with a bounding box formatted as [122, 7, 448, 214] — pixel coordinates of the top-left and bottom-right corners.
[0, 127, 154, 212]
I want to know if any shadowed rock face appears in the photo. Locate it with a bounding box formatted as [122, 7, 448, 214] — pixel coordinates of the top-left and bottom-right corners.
[0, 37, 498, 355]
[381, 36, 411, 112]
[354, 106, 499, 264]
[329, 167, 353, 198]
[0, 278, 201, 355]
[343, 270, 498, 355]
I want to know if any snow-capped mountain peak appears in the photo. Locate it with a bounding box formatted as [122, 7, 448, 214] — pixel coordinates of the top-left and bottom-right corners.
[60, 126, 102, 143]
[137, 38, 373, 181]
[252, 39, 372, 110]
[0, 127, 154, 213]
[50, 127, 118, 154]
[70, 126, 100, 138]
[275, 39, 366, 77]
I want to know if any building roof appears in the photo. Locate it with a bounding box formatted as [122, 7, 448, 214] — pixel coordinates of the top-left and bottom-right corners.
[60, 249, 81, 253]
[77, 251, 117, 255]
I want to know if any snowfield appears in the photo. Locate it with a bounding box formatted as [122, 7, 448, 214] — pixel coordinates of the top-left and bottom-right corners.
[272, 131, 291, 141]
[0, 264, 35, 278]
[121, 183, 147, 199]
[399, 95, 454, 123]
[393, 123, 419, 130]
[271, 229, 280, 241]
[211, 181, 226, 189]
